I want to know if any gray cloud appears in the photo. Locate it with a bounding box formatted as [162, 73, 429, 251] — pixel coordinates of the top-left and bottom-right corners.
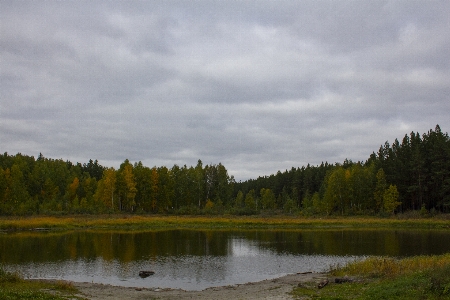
[1, 0, 450, 180]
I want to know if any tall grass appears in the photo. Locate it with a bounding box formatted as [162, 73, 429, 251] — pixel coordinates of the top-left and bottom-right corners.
[294, 254, 450, 299]
[1, 214, 449, 231]
[0, 265, 22, 283]
[331, 253, 450, 278]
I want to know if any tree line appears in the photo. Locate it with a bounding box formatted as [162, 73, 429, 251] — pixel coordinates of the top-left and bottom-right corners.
[0, 155, 235, 215]
[0, 125, 449, 216]
[235, 125, 450, 215]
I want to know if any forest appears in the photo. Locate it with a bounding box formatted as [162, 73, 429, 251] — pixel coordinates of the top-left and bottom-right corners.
[0, 125, 449, 216]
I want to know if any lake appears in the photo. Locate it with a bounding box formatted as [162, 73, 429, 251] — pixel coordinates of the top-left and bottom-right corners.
[1, 228, 450, 290]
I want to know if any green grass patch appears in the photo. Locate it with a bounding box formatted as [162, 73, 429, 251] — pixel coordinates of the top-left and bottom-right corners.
[292, 254, 450, 299]
[0, 266, 80, 300]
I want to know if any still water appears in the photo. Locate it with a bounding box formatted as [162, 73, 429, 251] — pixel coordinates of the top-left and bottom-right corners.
[1, 229, 450, 290]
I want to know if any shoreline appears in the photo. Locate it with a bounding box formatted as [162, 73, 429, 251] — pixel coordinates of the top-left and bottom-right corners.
[2, 214, 449, 232]
[47, 272, 329, 300]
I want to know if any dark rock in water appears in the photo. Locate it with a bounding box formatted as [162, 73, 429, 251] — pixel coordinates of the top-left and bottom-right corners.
[139, 271, 155, 278]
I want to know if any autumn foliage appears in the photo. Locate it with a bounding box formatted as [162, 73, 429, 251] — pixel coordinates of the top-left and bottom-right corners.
[0, 125, 449, 216]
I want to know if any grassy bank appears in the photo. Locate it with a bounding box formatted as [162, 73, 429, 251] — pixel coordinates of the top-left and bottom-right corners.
[293, 254, 450, 299]
[1, 214, 450, 231]
[0, 267, 79, 300]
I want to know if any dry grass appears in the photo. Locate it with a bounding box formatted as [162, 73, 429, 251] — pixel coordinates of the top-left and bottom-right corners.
[0, 214, 449, 231]
[52, 280, 77, 292]
[331, 253, 450, 278]
[294, 254, 450, 299]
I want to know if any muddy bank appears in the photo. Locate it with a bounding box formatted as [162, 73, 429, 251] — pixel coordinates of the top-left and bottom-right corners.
[70, 272, 328, 300]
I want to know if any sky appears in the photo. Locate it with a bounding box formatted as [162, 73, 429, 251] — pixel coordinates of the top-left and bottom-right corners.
[1, 1, 450, 181]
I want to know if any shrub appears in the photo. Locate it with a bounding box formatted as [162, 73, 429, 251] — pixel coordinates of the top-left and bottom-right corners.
[0, 266, 22, 283]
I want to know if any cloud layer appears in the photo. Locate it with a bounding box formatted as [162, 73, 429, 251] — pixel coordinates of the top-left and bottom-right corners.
[1, 1, 450, 180]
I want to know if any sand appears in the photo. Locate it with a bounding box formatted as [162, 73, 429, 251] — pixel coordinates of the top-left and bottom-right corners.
[69, 272, 328, 300]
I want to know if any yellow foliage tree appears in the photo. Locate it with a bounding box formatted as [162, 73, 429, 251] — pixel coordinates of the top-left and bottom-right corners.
[384, 184, 401, 214]
[120, 163, 137, 211]
[205, 199, 214, 210]
[94, 168, 116, 210]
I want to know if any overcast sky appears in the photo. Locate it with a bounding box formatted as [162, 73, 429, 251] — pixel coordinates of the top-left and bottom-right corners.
[1, 1, 449, 181]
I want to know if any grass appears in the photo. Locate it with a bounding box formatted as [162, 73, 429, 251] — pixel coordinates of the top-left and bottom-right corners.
[0, 266, 81, 300]
[291, 254, 450, 299]
[1, 214, 450, 231]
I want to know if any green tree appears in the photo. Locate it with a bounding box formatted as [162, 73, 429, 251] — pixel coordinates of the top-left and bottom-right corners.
[260, 188, 276, 210]
[133, 162, 153, 212]
[204, 164, 216, 205]
[374, 168, 387, 212]
[150, 167, 159, 212]
[157, 166, 174, 212]
[82, 159, 105, 180]
[423, 125, 450, 211]
[170, 164, 184, 211]
[323, 166, 348, 215]
[384, 184, 401, 214]
[311, 192, 322, 214]
[39, 177, 60, 212]
[244, 189, 256, 211]
[348, 163, 374, 212]
[185, 166, 198, 208]
[283, 197, 296, 214]
[301, 190, 312, 211]
[215, 163, 234, 207]
[194, 160, 205, 208]
[0, 168, 7, 212]
[2, 165, 31, 214]
[79, 175, 98, 212]
[407, 132, 425, 209]
[234, 190, 244, 208]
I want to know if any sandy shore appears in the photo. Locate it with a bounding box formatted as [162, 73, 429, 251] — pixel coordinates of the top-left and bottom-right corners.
[69, 272, 328, 300]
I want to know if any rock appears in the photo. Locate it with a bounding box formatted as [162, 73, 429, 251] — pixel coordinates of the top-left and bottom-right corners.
[317, 279, 329, 289]
[139, 271, 155, 278]
[335, 277, 353, 284]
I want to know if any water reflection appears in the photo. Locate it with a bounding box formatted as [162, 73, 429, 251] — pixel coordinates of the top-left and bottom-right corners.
[1, 229, 450, 290]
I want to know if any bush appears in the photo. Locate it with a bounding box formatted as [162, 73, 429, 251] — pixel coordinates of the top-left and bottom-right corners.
[176, 205, 202, 215]
[429, 264, 450, 296]
[0, 266, 22, 283]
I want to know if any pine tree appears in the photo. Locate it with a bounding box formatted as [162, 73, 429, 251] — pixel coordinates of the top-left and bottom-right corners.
[134, 162, 153, 212]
